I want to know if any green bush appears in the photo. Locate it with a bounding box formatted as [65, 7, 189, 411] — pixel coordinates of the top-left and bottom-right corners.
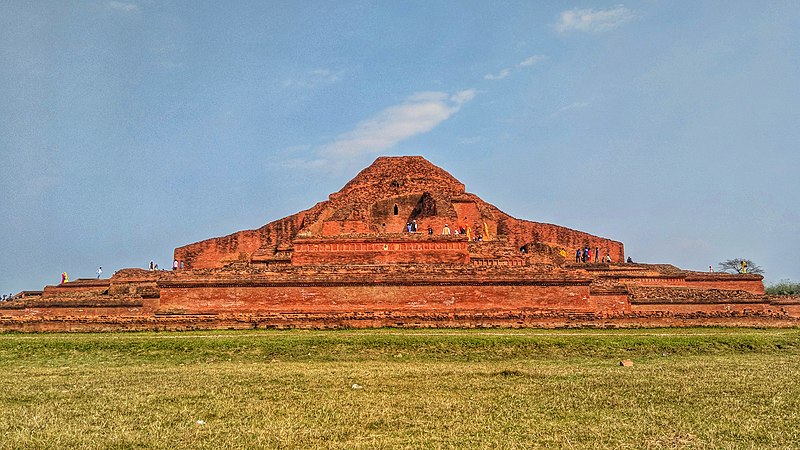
[766, 279, 800, 295]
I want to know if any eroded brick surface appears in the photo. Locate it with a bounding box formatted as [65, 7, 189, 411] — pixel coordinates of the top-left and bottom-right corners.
[2, 156, 793, 331]
[173, 156, 625, 269]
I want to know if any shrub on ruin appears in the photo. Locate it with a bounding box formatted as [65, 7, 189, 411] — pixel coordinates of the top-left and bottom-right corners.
[765, 280, 800, 295]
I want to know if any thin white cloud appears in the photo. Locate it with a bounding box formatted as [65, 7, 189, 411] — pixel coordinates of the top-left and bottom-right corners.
[555, 5, 634, 33]
[151, 44, 183, 70]
[279, 158, 329, 170]
[321, 89, 476, 159]
[277, 89, 477, 171]
[484, 68, 511, 80]
[283, 68, 345, 89]
[485, 55, 546, 81]
[517, 55, 546, 68]
[551, 101, 590, 117]
[106, 1, 138, 12]
[459, 136, 485, 145]
[450, 89, 476, 105]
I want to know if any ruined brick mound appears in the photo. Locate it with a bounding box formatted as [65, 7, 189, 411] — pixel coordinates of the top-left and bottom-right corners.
[3, 155, 795, 332]
[173, 156, 625, 269]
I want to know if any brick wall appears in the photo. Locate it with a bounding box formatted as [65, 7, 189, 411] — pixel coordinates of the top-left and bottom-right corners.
[291, 236, 470, 265]
[613, 273, 765, 295]
[158, 282, 594, 315]
[684, 276, 765, 295]
[3, 308, 799, 333]
[630, 302, 772, 314]
[1, 305, 146, 317]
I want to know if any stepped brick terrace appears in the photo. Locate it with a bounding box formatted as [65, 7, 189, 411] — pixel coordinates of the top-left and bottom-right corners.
[2, 156, 798, 331]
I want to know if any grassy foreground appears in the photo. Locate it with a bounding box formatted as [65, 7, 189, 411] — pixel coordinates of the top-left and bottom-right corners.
[1, 328, 799, 449]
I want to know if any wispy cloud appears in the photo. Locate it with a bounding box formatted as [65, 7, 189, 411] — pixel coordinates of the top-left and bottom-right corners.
[484, 68, 511, 80]
[151, 44, 184, 70]
[283, 68, 345, 89]
[321, 89, 476, 159]
[106, 1, 138, 12]
[517, 55, 546, 68]
[484, 55, 545, 81]
[279, 89, 476, 171]
[555, 5, 634, 33]
[551, 101, 590, 117]
[458, 136, 485, 146]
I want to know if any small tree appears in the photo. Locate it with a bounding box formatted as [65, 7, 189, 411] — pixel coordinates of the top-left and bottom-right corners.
[718, 258, 764, 275]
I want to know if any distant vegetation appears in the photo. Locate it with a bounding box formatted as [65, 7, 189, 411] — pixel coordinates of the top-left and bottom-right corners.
[766, 279, 800, 295]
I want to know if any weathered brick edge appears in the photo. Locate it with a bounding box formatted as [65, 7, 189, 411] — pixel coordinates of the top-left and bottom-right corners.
[2, 307, 799, 333]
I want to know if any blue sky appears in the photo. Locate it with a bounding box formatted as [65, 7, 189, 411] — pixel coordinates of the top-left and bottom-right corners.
[1, 1, 798, 293]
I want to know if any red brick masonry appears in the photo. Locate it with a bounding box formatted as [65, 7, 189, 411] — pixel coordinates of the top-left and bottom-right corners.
[3, 156, 795, 331]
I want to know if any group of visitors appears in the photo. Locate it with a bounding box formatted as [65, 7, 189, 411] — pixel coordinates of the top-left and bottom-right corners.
[57, 267, 104, 284]
[55, 259, 190, 286]
[148, 260, 186, 271]
[440, 218, 486, 241]
[147, 260, 186, 271]
[404, 218, 486, 241]
[0, 293, 14, 302]
[575, 246, 612, 264]
[58, 260, 190, 275]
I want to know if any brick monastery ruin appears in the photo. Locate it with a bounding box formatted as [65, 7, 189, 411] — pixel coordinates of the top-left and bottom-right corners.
[2, 156, 798, 331]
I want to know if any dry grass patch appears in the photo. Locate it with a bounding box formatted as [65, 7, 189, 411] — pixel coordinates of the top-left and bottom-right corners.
[0, 328, 798, 449]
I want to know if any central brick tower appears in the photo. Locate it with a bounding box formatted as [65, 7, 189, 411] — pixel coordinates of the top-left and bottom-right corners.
[174, 156, 624, 269]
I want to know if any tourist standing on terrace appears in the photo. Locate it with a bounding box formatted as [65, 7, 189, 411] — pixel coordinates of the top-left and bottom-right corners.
[575, 249, 581, 263]
[173, 260, 178, 271]
[97, 267, 102, 279]
[595, 247, 599, 262]
[442, 224, 451, 235]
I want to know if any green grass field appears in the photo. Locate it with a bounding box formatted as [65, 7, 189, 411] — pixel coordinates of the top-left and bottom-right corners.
[1, 328, 799, 449]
